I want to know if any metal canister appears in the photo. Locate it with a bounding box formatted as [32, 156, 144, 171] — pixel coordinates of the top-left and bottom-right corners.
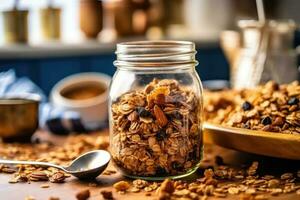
[40, 7, 61, 41]
[2, 9, 29, 44]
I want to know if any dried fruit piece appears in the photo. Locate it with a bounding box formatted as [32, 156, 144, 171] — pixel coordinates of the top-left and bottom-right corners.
[160, 179, 174, 193]
[159, 179, 174, 196]
[242, 101, 252, 111]
[155, 93, 166, 105]
[113, 181, 130, 191]
[76, 189, 90, 200]
[147, 86, 170, 104]
[171, 161, 183, 170]
[156, 166, 167, 175]
[288, 97, 299, 105]
[272, 117, 284, 126]
[261, 116, 272, 125]
[136, 107, 152, 118]
[156, 129, 167, 141]
[154, 105, 168, 127]
[215, 156, 224, 166]
[100, 190, 113, 200]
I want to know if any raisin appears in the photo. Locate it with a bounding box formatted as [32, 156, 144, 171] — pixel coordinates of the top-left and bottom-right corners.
[242, 123, 250, 129]
[136, 107, 152, 118]
[100, 190, 113, 200]
[172, 111, 182, 119]
[156, 166, 167, 175]
[272, 82, 279, 90]
[288, 97, 299, 105]
[156, 129, 167, 141]
[242, 101, 252, 111]
[188, 147, 198, 161]
[215, 156, 224, 166]
[261, 116, 272, 125]
[171, 162, 183, 170]
[146, 147, 154, 155]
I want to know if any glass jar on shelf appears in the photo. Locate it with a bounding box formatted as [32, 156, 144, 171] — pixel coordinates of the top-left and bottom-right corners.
[109, 41, 203, 180]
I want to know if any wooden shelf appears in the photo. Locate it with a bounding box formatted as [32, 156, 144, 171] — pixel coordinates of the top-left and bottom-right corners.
[0, 37, 219, 59]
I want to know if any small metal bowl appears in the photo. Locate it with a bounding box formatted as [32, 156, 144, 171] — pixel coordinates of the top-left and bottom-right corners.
[0, 95, 39, 142]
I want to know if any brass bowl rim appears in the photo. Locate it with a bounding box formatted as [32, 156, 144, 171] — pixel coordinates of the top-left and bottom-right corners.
[0, 94, 40, 105]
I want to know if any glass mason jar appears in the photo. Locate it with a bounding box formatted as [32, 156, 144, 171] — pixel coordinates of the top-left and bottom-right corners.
[109, 41, 203, 180]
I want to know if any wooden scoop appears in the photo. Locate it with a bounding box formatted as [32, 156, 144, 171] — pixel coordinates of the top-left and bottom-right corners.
[203, 123, 300, 160]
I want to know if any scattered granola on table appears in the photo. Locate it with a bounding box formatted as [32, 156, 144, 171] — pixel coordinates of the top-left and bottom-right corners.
[0, 132, 299, 199]
[110, 79, 203, 177]
[110, 155, 300, 200]
[204, 81, 300, 134]
[0, 134, 109, 184]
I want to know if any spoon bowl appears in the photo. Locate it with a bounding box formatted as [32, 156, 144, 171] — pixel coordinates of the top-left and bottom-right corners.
[65, 150, 111, 179]
[0, 150, 111, 180]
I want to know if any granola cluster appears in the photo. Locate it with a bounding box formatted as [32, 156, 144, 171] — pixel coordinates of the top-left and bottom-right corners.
[204, 81, 300, 134]
[110, 79, 202, 177]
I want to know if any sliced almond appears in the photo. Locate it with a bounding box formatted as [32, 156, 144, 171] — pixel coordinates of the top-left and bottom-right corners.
[154, 105, 168, 127]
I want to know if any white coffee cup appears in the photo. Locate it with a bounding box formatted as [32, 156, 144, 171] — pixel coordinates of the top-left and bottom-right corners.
[50, 72, 111, 130]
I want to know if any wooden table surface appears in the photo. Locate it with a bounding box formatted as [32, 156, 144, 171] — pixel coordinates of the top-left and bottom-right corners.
[1, 131, 300, 200]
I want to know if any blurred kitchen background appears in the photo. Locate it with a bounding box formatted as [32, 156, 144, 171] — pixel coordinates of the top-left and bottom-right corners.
[0, 0, 300, 94]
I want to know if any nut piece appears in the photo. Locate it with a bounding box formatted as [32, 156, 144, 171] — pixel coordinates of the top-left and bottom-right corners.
[132, 179, 149, 189]
[154, 105, 168, 127]
[228, 187, 240, 195]
[49, 172, 65, 183]
[160, 179, 174, 194]
[40, 184, 50, 188]
[30, 171, 49, 181]
[158, 179, 174, 200]
[76, 189, 90, 200]
[100, 190, 113, 200]
[268, 179, 280, 188]
[113, 181, 130, 192]
[280, 173, 293, 180]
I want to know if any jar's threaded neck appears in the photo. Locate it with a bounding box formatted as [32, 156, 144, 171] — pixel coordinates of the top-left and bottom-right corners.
[114, 40, 198, 69]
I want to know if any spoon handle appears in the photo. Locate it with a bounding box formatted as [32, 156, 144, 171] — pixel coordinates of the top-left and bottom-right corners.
[0, 159, 65, 171]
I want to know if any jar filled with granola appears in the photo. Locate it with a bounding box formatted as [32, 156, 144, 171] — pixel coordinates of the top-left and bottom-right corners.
[109, 41, 203, 180]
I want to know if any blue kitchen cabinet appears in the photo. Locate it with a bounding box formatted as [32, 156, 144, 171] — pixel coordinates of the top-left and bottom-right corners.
[0, 46, 229, 95]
